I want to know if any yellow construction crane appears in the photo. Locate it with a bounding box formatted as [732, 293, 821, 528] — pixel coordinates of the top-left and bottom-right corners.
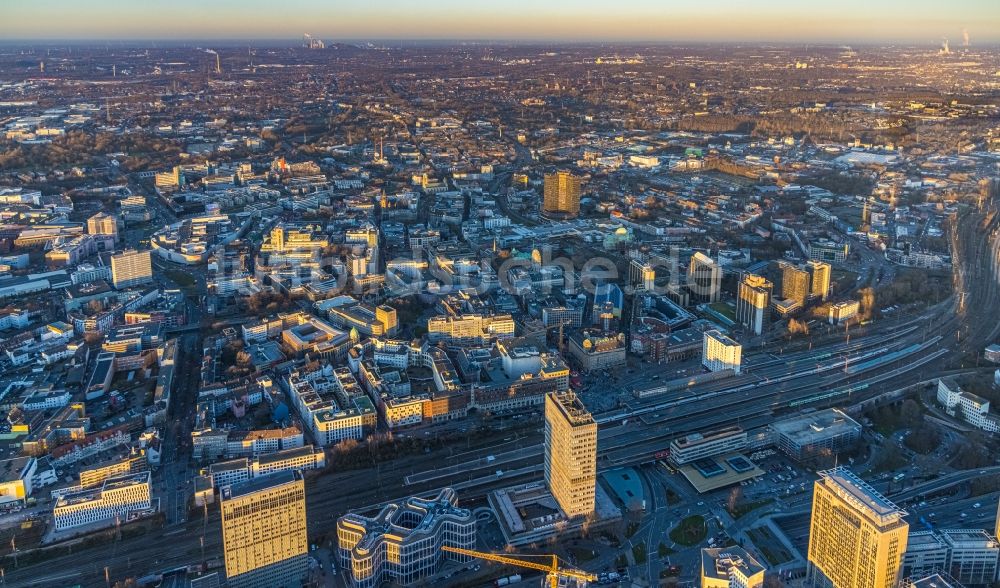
[441, 545, 597, 588]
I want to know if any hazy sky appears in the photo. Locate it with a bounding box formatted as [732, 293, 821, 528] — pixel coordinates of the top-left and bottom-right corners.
[4, 0, 999, 43]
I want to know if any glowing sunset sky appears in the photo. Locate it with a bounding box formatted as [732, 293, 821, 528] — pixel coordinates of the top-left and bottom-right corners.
[3, 0, 998, 43]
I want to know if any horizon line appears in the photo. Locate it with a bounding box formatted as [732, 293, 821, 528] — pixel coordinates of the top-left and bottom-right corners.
[1, 38, 996, 47]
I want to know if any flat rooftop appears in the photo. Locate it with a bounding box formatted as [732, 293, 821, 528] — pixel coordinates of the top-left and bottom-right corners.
[256, 445, 317, 466]
[818, 467, 905, 523]
[904, 531, 946, 551]
[907, 573, 963, 588]
[678, 452, 763, 494]
[550, 391, 594, 426]
[673, 425, 744, 448]
[0, 456, 33, 483]
[601, 468, 644, 510]
[704, 329, 739, 347]
[209, 458, 248, 473]
[771, 409, 861, 443]
[940, 528, 999, 546]
[701, 547, 765, 581]
[489, 481, 621, 546]
[223, 470, 300, 500]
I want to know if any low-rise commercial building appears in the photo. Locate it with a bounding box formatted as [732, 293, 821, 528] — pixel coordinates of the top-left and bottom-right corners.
[467, 341, 569, 411]
[209, 458, 251, 490]
[937, 378, 1000, 433]
[191, 426, 305, 461]
[809, 239, 849, 263]
[701, 547, 766, 588]
[78, 453, 149, 489]
[0, 456, 36, 510]
[943, 529, 999, 585]
[669, 426, 748, 466]
[427, 313, 514, 346]
[902, 529, 999, 585]
[210, 445, 325, 490]
[281, 315, 353, 359]
[288, 367, 372, 446]
[327, 302, 398, 337]
[251, 445, 325, 478]
[770, 409, 862, 462]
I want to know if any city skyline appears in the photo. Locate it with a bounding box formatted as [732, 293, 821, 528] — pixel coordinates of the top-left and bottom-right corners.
[3, 0, 1000, 43]
[1, 5, 1000, 584]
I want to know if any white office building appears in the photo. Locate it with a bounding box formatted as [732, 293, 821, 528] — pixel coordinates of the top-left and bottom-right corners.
[53, 472, 152, 531]
[703, 330, 742, 374]
[937, 378, 1000, 434]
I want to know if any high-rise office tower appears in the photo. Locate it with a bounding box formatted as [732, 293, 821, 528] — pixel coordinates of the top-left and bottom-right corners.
[688, 252, 721, 303]
[629, 259, 656, 292]
[221, 471, 309, 588]
[780, 262, 810, 305]
[110, 249, 153, 289]
[737, 274, 772, 336]
[544, 391, 596, 518]
[543, 170, 581, 217]
[807, 468, 908, 588]
[806, 260, 832, 301]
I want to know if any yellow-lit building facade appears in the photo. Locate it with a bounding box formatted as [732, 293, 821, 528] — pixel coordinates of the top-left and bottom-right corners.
[701, 547, 766, 588]
[110, 249, 153, 289]
[780, 262, 810, 305]
[221, 471, 308, 588]
[807, 260, 832, 301]
[737, 274, 772, 336]
[702, 329, 742, 374]
[807, 468, 908, 588]
[543, 170, 581, 216]
[544, 391, 597, 518]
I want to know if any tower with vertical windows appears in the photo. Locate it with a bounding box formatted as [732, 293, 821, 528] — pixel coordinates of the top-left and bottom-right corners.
[544, 391, 597, 518]
[737, 274, 772, 336]
[807, 468, 908, 588]
[221, 471, 308, 588]
[543, 170, 581, 217]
